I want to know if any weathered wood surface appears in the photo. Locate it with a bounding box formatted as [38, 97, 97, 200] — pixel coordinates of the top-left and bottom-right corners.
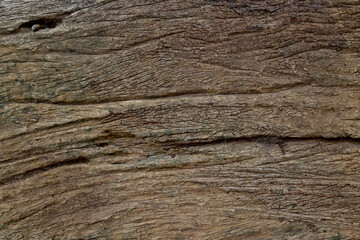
[1, 0, 360, 239]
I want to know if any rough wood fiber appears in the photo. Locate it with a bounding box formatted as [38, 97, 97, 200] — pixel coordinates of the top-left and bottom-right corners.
[0, 0, 360, 239]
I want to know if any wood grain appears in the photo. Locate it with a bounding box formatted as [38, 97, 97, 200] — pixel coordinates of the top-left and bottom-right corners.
[1, 0, 360, 239]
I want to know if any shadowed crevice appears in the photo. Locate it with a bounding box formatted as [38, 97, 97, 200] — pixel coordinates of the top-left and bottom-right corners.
[165, 135, 360, 148]
[19, 18, 62, 31]
[0, 156, 89, 186]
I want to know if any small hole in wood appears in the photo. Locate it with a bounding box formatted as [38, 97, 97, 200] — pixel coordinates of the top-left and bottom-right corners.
[19, 18, 62, 32]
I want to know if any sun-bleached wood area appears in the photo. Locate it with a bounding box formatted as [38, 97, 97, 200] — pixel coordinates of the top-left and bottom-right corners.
[1, 0, 360, 239]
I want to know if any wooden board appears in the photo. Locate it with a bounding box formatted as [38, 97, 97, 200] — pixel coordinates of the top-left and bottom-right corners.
[1, 0, 360, 239]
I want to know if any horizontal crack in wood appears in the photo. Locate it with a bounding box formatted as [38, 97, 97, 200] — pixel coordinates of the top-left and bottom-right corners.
[0, 156, 89, 187]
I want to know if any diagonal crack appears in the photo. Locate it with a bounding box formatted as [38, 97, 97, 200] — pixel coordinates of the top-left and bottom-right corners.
[0, 156, 89, 187]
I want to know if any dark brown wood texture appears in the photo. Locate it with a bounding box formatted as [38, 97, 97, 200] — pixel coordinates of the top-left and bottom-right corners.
[1, 0, 360, 239]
